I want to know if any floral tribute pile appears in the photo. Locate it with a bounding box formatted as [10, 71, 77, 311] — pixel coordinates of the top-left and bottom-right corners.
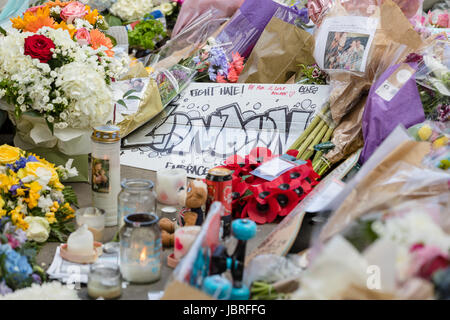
[0, 0, 128, 131]
[0, 145, 78, 243]
[219, 147, 319, 224]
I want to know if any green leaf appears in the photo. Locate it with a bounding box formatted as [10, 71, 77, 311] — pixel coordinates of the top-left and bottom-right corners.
[123, 89, 137, 97]
[62, 186, 78, 206]
[104, 14, 123, 27]
[0, 27, 6, 36]
[45, 118, 54, 135]
[105, 34, 117, 47]
[116, 100, 127, 108]
[126, 95, 141, 100]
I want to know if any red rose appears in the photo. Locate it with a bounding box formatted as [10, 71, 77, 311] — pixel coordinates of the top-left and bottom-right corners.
[24, 35, 55, 64]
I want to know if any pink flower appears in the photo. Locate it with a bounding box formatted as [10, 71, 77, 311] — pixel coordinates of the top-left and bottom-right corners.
[60, 1, 88, 24]
[436, 13, 449, 28]
[6, 234, 20, 250]
[410, 244, 450, 280]
[75, 28, 91, 46]
[26, 5, 45, 14]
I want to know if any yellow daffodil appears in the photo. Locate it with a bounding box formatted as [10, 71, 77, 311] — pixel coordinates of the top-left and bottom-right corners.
[45, 212, 57, 224]
[0, 144, 22, 164]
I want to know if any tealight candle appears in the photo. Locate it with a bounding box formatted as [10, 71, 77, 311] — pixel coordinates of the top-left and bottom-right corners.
[88, 263, 122, 300]
[156, 169, 187, 205]
[174, 226, 201, 260]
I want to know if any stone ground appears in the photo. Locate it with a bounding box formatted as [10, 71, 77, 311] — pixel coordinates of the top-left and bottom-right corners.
[36, 165, 275, 300]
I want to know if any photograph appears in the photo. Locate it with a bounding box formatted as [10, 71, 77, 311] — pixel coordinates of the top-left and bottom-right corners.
[324, 31, 370, 72]
[91, 158, 110, 193]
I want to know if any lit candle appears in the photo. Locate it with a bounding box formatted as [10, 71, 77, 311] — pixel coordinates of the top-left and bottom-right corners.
[174, 226, 201, 260]
[156, 169, 187, 205]
[120, 246, 161, 283]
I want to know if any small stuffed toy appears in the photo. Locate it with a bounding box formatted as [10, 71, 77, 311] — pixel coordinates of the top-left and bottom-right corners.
[177, 179, 207, 227]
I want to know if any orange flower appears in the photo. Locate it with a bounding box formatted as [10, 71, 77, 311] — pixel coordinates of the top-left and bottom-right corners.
[85, 8, 100, 25]
[90, 29, 113, 50]
[54, 21, 77, 38]
[46, 0, 73, 8]
[24, 15, 56, 33]
[10, 16, 27, 30]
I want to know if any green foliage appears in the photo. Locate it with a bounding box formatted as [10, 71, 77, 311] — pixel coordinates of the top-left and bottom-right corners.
[104, 14, 123, 27]
[128, 18, 167, 50]
[343, 218, 379, 252]
[0, 27, 6, 36]
[62, 186, 78, 207]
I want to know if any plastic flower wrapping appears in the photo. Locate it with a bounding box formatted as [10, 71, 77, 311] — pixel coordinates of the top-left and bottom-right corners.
[0, 144, 78, 243]
[0, 1, 129, 132]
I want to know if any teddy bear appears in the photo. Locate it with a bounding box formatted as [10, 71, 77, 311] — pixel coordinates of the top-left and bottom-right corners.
[159, 179, 207, 247]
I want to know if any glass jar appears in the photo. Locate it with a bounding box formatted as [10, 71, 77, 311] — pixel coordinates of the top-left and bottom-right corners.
[88, 263, 122, 300]
[119, 213, 162, 284]
[118, 179, 157, 228]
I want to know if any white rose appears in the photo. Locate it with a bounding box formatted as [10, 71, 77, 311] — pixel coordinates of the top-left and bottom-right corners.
[24, 217, 51, 243]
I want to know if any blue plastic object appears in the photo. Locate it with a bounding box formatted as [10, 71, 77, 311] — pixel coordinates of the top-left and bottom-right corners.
[202, 275, 232, 300]
[230, 285, 250, 300]
[232, 219, 257, 241]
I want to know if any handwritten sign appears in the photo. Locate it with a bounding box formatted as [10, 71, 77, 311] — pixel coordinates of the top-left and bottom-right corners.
[121, 82, 331, 178]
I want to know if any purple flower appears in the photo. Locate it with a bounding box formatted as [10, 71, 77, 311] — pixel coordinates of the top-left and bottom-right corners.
[208, 47, 229, 81]
[0, 280, 13, 296]
[6, 156, 38, 173]
[32, 273, 42, 284]
[298, 7, 309, 24]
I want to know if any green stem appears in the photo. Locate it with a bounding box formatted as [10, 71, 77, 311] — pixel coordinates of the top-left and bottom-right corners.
[289, 106, 328, 150]
[296, 119, 325, 159]
[300, 123, 329, 160]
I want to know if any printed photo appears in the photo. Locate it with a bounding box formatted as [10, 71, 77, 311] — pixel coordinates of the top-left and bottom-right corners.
[92, 158, 110, 193]
[111, 77, 150, 115]
[323, 32, 370, 72]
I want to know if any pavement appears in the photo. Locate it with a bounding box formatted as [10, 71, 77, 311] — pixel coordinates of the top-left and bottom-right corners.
[36, 165, 275, 300]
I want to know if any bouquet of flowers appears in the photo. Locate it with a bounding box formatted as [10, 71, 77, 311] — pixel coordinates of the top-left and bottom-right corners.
[154, 64, 196, 106]
[190, 40, 245, 83]
[0, 144, 78, 243]
[0, 1, 129, 132]
[0, 216, 46, 296]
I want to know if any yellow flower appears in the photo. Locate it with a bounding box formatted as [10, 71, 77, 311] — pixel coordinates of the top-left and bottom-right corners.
[10, 16, 27, 30]
[418, 125, 432, 141]
[85, 7, 100, 25]
[63, 202, 74, 213]
[10, 206, 28, 230]
[433, 136, 449, 149]
[54, 21, 77, 38]
[50, 201, 60, 212]
[0, 145, 22, 164]
[0, 197, 5, 218]
[24, 181, 42, 209]
[45, 212, 57, 224]
[0, 173, 19, 193]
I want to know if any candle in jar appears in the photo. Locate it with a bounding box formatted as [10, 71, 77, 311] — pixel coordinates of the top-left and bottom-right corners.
[76, 207, 105, 242]
[88, 264, 121, 299]
[156, 169, 187, 205]
[91, 125, 121, 227]
[120, 247, 161, 283]
[174, 226, 201, 260]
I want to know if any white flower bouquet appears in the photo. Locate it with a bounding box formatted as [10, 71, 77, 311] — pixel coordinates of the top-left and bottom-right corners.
[0, 1, 129, 160]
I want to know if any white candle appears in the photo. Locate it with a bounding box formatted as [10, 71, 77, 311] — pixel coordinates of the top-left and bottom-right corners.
[156, 169, 187, 205]
[91, 125, 121, 227]
[174, 226, 201, 260]
[67, 224, 93, 255]
[88, 264, 121, 299]
[120, 246, 161, 283]
[76, 207, 105, 242]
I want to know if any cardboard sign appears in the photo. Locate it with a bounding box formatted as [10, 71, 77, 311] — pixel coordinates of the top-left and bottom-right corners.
[121, 82, 331, 178]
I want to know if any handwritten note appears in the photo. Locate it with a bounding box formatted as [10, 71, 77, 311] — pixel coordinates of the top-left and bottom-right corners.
[121, 82, 331, 178]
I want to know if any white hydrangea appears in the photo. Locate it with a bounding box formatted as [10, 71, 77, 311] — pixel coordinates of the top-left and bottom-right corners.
[56, 61, 113, 128]
[110, 0, 156, 21]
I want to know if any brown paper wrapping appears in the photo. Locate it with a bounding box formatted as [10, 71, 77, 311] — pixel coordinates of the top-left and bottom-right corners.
[117, 78, 164, 138]
[320, 140, 436, 242]
[325, 95, 366, 163]
[322, 0, 426, 164]
[237, 17, 316, 84]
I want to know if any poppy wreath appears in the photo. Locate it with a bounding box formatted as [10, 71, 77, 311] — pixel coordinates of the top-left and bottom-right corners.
[218, 147, 320, 224]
